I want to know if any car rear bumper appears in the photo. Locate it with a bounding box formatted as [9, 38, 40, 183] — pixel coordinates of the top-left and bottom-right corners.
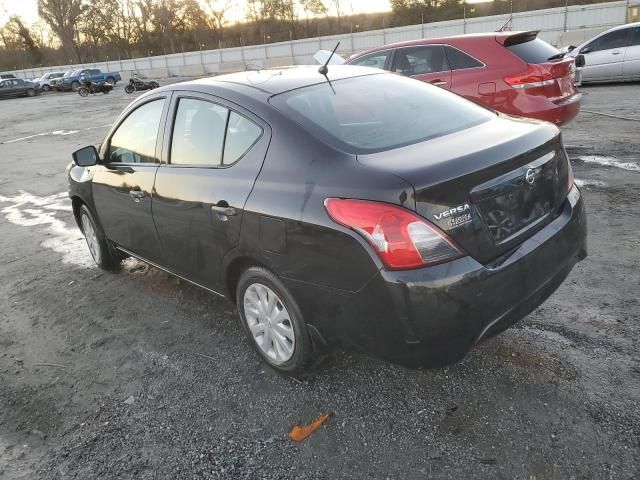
[284, 186, 587, 368]
[515, 93, 582, 126]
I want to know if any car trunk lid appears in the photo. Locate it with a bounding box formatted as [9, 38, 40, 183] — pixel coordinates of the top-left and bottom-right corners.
[357, 117, 571, 265]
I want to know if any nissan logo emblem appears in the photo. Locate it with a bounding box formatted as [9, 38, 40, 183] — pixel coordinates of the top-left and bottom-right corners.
[525, 168, 536, 186]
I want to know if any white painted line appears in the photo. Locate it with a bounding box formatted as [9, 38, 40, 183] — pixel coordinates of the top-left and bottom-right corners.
[1, 124, 111, 145]
[578, 156, 639, 173]
[574, 179, 607, 188]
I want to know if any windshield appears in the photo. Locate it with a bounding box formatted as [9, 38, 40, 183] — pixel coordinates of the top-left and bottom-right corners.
[270, 73, 494, 153]
[65, 70, 79, 77]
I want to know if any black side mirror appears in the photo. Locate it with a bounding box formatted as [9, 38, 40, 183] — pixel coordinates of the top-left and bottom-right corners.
[575, 54, 586, 68]
[580, 46, 591, 54]
[567, 45, 576, 52]
[72, 146, 99, 167]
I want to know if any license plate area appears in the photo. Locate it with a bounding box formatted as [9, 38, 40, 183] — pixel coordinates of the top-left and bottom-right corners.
[471, 152, 557, 245]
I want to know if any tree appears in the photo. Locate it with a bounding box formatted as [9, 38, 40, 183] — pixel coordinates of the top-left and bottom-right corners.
[38, 0, 86, 62]
[6, 16, 42, 63]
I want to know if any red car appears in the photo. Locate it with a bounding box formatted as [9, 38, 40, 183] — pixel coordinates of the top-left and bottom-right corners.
[346, 31, 581, 126]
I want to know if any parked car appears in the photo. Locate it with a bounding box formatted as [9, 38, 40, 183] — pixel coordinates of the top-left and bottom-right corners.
[33, 71, 66, 91]
[58, 68, 122, 91]
[0, 78, 40, 99]
[568, 22, 640, 83]
[68, 66, 587, 373]
[0, 73, 17, 80]
[346, 31, 581, 126]
[51, 70, 73, 91]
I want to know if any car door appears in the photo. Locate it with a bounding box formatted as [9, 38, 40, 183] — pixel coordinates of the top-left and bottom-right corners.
[580, 28, 631, 82]
[152, 92, 270, 291]
[0, 80, 11, 98]
[92, 94, 169, 261]
[622, 25, 640, 80]
[391, 45, 452, 89]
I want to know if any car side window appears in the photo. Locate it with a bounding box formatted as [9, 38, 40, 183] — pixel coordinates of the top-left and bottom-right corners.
[350, 51, 390, 70]
[631, 27, 640, 46]
[108, 99, 165, 164]
[587, 29, 630, 52]
[223, 112, 262, 165]
[444, 45, 483, 70]
[393, 46, 449, 76]
[171, 98, 229, 166]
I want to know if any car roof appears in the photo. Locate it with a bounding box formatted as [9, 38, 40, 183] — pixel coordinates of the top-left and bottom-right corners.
[349, 30, 538, 58]
[184, 65, 382, 95]
[601, 21, 640, 33]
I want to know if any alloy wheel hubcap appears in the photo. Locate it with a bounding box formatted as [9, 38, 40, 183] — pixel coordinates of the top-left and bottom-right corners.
[81, 214, 101, 264]
[243, 283, 295, 364]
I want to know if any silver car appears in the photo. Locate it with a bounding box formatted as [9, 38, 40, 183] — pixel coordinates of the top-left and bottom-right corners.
[34, 71, 65, 92]
[570, 22, 640, 83]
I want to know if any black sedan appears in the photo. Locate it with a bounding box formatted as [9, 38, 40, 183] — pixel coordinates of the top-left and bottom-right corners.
[0, 78, 40, 98]
[68, 66, 587, 373]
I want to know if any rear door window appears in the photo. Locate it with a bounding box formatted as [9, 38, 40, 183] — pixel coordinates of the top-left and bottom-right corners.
[444, 45, 484, 69]
[392, 45, 449, 75]
[631, 26, 640, 46]
[507, 37, 560, 63]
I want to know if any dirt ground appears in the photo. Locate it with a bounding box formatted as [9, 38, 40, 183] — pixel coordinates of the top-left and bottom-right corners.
[0, 81, 639, 480]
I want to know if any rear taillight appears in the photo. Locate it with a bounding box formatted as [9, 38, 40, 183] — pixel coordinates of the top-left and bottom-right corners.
[505, 64, 554, 90]
[324, 198, 463, 270]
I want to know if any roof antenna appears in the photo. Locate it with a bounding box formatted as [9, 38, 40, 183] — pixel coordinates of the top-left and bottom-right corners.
[319, 41, 340, 75]
[319, 41, 340, 94]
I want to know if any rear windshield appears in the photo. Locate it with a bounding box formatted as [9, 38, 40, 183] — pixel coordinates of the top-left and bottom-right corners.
[506, 37, 560, 64]
[270, 74, 493, 153]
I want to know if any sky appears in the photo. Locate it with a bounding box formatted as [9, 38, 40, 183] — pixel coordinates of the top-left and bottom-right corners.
[0, 0, 392, 27]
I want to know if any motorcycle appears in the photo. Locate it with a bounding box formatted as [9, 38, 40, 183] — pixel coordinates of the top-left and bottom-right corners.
[78, 77, 113, 97]
[124, 74, 159, 94]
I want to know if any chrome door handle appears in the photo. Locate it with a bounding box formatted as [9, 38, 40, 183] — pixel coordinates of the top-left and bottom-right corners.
[431, 80, 447, 86]
[611, 51, 621, 55]
[211, 205, 237, 217]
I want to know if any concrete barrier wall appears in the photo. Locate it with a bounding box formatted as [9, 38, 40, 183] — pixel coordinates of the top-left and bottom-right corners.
[11, 0, 637, 80]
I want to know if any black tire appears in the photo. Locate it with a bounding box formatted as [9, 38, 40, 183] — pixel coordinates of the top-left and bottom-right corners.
[124, 84, 135, 94]
[102, 89, 110, 94]
[236, 266, 315, 374]
[71, 81, 80, 91]
[78, 87, 89, 97]
[42, 84, 50, 92]
[105, 77, 115, 85]
[150, 81, 159, 89]
[79, 205, 121, 270]
[26, 88, 36, 97]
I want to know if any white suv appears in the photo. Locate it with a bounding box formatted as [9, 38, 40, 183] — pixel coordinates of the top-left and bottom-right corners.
[34, 71, 66, 91]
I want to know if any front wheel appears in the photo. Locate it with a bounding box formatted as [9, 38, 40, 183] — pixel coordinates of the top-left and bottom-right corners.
[79, 205, 121, 270]
[78, 87, 89, 97]
[124, 84, 135, 94]
[105, 77, 115, 85]
[42, 84, 50, 92]
[236, 267, 315, 374]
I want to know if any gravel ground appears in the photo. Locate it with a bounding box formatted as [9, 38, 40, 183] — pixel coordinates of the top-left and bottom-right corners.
[0, 81, 639, 480]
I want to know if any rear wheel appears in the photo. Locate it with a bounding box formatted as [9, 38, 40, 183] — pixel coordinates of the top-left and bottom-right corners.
[79, 205, 121, 270]
[124, 84, 135, 94]
[105, 77, 115, 85]
[26, 88, 36, 97]
[236, 267, 314, 374]
[42, 84, 50, 92]
[150, 81, 159, 89]
[78, 87, 89, 97]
